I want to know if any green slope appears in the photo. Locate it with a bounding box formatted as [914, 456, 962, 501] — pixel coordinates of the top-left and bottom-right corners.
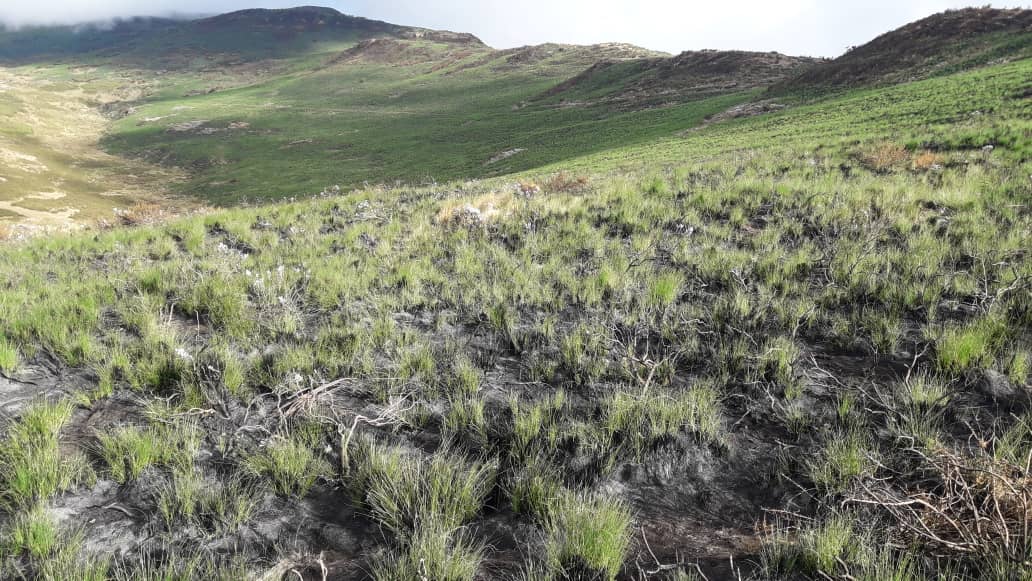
[530, 56, 1032, 177]
[1, 5, 1029, 224]
[98, 41, 752, 204]
[2, 8, 764, 209]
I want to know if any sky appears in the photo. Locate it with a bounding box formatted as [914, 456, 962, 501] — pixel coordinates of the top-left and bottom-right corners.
[0, 1, 1027, 57]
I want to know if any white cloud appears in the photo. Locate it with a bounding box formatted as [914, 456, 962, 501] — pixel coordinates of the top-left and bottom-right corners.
[0, 1, 1027, 57]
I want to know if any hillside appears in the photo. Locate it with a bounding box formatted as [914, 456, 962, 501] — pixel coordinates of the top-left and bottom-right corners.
[3, 6, 1026, 225]
[0, 4, 1031, 581]
[538, 50, 821, 108]
[0, 7, 754, 217]
[0, 55, 1029, 579]
[770, 7, 1032, 96]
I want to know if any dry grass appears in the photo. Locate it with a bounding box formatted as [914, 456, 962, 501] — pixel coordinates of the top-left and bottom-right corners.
[543, 171, 590, 194]
[436, 192, 517, 226]
[114, 202, 168, 227]
[847, 445, 1031, 565]
[912, 150, 944, 170]
[516, 181, 542, 196]
[861, 142, 910, 172]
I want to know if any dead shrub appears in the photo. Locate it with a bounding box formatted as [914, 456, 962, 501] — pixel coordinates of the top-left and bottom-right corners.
[861, 142, 909, 173]
[847, 445, 1031, 566]
[543, 171, 590, 194]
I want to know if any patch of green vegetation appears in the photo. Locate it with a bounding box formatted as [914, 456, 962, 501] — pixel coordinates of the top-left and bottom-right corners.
[936, 315, 1008, 374]
[372, 525, 484, 581]
[0, 400, 92, 509]
[543, 492, 632, 581]
[0, 506, 112, 579]
[244, 433, 330, 497]
[4, 507, 59, 559]
[809, 431, 876, 493]
[98, 423, 199, 483]
[602, 385, 724, 458]
[156, 469, 261, 534]
[350, 439, 497, 539]
[0, 337, 19, 374]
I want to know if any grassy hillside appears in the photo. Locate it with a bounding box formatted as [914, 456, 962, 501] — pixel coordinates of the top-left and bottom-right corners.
[1, 7, 779, 217]
[537, 50, 820, 109]
[0, 50, 1029, 580]
[3, 6, 1026, 224]
[97, 40, 750, 205]
[770, 7, 1032, 97]
[533, 56, 1031, 177]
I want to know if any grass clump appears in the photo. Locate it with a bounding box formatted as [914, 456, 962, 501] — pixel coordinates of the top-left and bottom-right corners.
[936, 315, 1007, 374]
[560, 323, 610, 385]
[809, 430, 876, 493]
[647, 271, 684, 310]
[244, 434, 330, 497]
[98, 423, 199, 483]
[0, 399, 92, 508]
[350, 439, 497, 538]
[371, 525, 485, 581]
[509, 391, 565, 460]
[179, 273, 253, 339]
[762, 515, 865, 578]
[0, 506, 111, 580]
[508, 456, 563, 517]
[4, 507, 59, 560]
[994, 415, 1031, 467]
[603, 384, 724, 457]
[758, 335, 801, 385]
[443, 394, 489, 447]
[349, 439, 496, 580]
[156, 469, 261, 534]
[0, 337, 19, 374]
[543, 492, 633, 581]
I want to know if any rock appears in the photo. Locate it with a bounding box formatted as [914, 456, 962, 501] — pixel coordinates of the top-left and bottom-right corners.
[486, 148, 526, 165]
[167, 120, 208, 133]
[452, 205, 484, 227]
[977, 369, 1029, 408]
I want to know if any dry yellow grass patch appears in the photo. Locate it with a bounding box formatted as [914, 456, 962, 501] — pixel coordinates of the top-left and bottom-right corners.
[436, 192, 518, 226]
[912, 150, 944, 171]
[543, 171, 591, 194]
[861, 142, 910, 173]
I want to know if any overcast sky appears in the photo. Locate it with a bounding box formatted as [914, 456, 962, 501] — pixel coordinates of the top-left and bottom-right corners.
[0, 1, 1027, 57]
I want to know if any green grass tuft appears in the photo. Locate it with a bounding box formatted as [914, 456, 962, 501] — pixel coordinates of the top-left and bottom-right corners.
[244, 434, 330, 497]
[543, 492, 633, 581]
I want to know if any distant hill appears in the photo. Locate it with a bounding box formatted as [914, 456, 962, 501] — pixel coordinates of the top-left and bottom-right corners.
[770, 7, 1032, 96]
[0, 6, 482, 65]
[537, 50, 820, 108]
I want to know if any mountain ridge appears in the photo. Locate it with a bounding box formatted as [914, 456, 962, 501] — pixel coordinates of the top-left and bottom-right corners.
[770, 7, 1032, 96]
